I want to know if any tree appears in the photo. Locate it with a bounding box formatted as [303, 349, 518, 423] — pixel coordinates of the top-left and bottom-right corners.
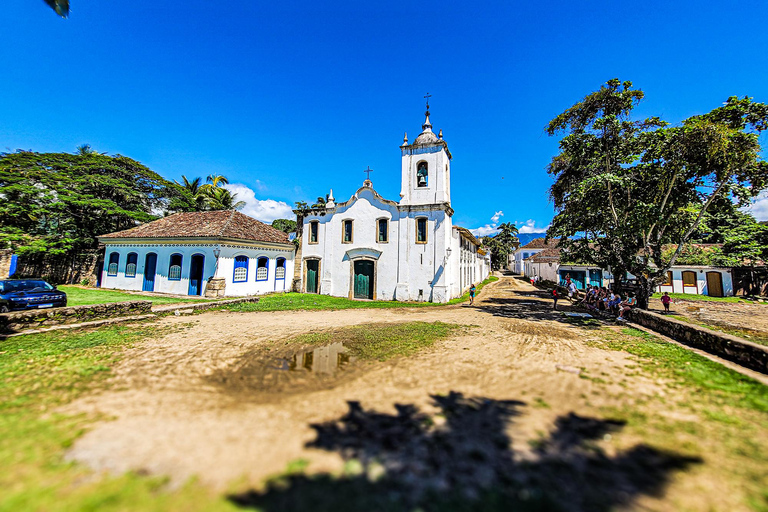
[272, 218, 297, 234]
[43, 0, 68, 17]
[0, 148, 185, 261]
[174, 175, 208, 211]
[546, 79, 768, 308]
[312, 194, 330, 209]
[204, 186, 246, 211]
[481, 222, 519, 270]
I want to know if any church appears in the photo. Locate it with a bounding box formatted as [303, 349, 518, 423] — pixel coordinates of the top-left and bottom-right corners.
[294, 105, 490, 303]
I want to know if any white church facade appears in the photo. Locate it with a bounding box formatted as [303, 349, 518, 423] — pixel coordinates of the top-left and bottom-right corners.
[296, 107, 490, 303]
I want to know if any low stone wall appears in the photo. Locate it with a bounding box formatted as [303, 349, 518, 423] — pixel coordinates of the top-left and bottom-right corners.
[627, 308, 768, 374]
[0, 300, 152, 333]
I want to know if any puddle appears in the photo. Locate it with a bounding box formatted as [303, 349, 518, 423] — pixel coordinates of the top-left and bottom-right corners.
[206, 342, 362, 400]
[274, 342, 356, 375]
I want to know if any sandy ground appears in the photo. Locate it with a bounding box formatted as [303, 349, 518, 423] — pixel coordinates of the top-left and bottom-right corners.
[649, 297, 768, 338]
[60, 277, 752, 510]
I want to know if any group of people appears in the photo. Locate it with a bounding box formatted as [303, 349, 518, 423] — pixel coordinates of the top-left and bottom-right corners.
[551, 275, 637, 321]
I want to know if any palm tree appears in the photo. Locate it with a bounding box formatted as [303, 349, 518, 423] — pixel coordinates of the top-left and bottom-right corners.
[206, 187, 246, 211]
[312, 194, 330, 208]
[174, 175, 207, 211]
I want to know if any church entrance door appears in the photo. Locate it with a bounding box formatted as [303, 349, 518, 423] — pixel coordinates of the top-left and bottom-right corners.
[353, 260, 374, 300]
[306, 260, 319, 293]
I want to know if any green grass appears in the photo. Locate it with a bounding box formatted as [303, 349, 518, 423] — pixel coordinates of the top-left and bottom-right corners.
[651, 292, 757, 304]
[600, 326, 767, 412]
[218, 275, 499, 313]
[278, 321, 466, 361]
[59, 285, 214, 306]
[0, 323, 237, 512]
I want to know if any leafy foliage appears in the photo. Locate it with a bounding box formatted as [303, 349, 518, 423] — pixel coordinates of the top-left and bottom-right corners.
[272, 218, 297, 234]
[481, 223, 518, 270]
[43, 0, 68, 18]
[173, 173, 245, 211]
[546, 79, 768, 307]
[0, 150, 187, 256]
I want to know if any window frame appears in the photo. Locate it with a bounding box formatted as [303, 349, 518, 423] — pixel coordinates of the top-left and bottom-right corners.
[342, 219, 354, 244]
[309, 221, 319, 244]
[256, 256, 269, 281]
[416, 217, 428, 244]
[682, 271, 697, 287]
[168, 253, 183, 281]
[233, 255, 249, 283]
[662, 271, 673, 286]
[275, 257, 286, 280]
[125, 252, 138, 278]
[107, 252, 120, 276]
[377, 218, 389, 243]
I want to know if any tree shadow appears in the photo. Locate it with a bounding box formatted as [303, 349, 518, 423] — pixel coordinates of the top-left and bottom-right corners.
[476, 293, 604, 329]
[229, 392, 699, 512]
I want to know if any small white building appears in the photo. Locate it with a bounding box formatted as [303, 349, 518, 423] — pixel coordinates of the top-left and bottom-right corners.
[296, 107, 488, 303]
[98, 210, 295, 297]
[513, 238, 558, 275]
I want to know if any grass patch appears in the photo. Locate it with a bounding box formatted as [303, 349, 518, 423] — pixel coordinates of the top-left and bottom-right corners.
[219, 276, 499, 313]
[59, 285, 213, 306]
[650, 292, 755, 304]
[0, 323, 238, 512]
[279, 322, 465, 361]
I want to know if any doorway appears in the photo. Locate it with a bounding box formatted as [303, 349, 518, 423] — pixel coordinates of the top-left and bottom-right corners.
[353, 260, 374, 299]
[188, 254, 205, 296]
[143, 253, 157, 292]
[306, 259, 319, 294]
[706, 271, 723, 297]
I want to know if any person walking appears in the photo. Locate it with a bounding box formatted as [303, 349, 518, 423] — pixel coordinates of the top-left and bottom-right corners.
[469, 283, 477, 305]
[552, 287, 560, 310]
[661, 292, 671, 313]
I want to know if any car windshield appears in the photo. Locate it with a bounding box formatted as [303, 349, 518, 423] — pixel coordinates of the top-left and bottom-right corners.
[0, 280, 55, 293]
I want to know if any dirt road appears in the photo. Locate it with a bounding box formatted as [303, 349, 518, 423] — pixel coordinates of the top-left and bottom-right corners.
[61, 276, 743, 510]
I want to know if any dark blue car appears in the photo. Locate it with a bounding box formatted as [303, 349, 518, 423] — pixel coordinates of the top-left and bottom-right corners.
[0, 279, 67, 313]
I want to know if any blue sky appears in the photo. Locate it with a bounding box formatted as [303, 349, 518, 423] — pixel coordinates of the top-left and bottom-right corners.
[2, 0, 768, 233]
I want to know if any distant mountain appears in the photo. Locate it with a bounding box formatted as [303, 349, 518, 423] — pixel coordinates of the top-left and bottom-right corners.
[516, 233, 547, 247]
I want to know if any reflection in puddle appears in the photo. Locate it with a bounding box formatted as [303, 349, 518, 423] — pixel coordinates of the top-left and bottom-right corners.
[276, 342, 355, 375]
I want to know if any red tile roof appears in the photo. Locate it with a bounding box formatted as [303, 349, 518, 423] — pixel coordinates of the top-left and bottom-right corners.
[528, 247, 561, 263]
[520, 237, 559, 249]
[100, 210, 291, 245]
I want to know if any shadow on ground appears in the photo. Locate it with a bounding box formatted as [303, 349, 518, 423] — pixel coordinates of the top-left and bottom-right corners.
[229, 392, 699, 512]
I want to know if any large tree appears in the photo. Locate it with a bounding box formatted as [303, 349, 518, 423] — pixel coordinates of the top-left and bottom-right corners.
[482, 222, 519, 270]
[546, 79, 768, 308]
[0, 149, 186, 257]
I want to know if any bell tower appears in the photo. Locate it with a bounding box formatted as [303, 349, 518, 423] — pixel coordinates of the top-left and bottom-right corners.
[399, 99, 451, 206]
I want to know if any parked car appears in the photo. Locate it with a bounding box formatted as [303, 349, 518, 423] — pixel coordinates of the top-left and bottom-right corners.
[0, 279, 67, 313]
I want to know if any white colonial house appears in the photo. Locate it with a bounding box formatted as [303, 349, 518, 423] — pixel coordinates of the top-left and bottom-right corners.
[295, 107, 490, 303]
[98, 210, 295, 297]
[511, 237, 556, 274]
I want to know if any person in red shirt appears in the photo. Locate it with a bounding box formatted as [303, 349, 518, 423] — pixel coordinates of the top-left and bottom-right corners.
[661, 292, 671, 313]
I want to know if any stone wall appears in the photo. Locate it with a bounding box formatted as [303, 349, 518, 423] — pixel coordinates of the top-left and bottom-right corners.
[13, 249, 103, 285]
[627, 308, 768, 374]
[0, 300, 152, 333]
[0, 250, 13, 279]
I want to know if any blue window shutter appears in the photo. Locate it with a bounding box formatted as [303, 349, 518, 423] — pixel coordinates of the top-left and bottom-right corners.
[233, 256, 248, 282]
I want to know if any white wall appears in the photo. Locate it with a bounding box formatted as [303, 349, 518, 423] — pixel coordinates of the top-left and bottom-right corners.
[100, 242, 294, 297]
[656, 267, 733, 297]
[301, 187, 455, 302]
[512, 247, 546, 274]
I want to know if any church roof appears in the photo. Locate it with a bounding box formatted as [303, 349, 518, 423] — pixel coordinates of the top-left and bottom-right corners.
[99, 210, 291, 245]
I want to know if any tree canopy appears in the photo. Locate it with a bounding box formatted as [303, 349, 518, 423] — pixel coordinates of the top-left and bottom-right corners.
[0, 149, 187, 256]
[482, 222, 519, 270]
[546, 79, 768, 307]
[173, 174, 246, 212]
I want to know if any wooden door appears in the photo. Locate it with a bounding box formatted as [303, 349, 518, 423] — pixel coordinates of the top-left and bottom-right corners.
[706, 272, 723, 297]
[354, 260, 374, 299]
[589, 269, 602, 287]
[306, 260, 319, 293]
[143, 253, 157, 292]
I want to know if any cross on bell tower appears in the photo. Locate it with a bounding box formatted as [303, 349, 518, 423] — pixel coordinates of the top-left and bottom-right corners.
[363, 166, 373, 187]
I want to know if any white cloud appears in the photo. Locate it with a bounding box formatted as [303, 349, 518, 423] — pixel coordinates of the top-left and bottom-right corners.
[254, 179, 268, 192]
[224, 183, 294, 224]
[470, 224, 500, 237]
[745, 190, 768, 222]
[491, 210, 503, 223]
[516, 219, 549, 234]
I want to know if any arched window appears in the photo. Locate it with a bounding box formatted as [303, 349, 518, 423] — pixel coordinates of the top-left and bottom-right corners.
[275, 258, 286, 280]
[523, 252, 529, 259]
[107, 252, 119, 276]
[233, 255, 248, 282]
[256, 257, 269, 281]
[125, 252, 138, 278]
[168, 254, 182, 280]
[416, 161, 428, 187]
